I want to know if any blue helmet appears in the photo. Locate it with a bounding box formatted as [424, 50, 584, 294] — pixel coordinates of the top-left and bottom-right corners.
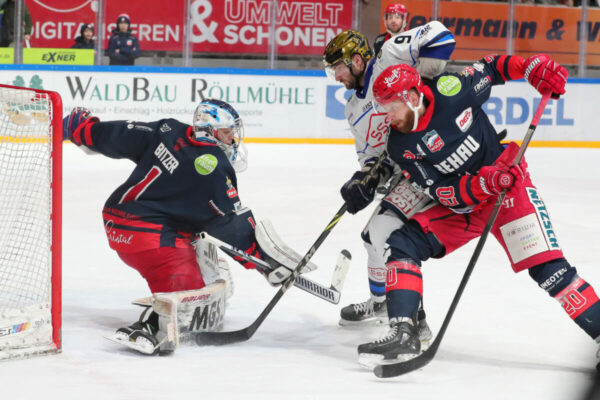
[193, 99, 247, 172]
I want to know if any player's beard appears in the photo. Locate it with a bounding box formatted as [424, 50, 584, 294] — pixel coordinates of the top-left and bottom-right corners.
[391, 112, 415, 134]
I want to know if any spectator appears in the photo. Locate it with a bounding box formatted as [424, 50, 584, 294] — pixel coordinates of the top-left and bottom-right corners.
[0, 0, 32, 48]
[107, 14, 140, 66]
[71, 23, 94, 50]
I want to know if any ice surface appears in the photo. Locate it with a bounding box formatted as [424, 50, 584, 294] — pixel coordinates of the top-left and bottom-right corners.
[2, 143, 599, 400]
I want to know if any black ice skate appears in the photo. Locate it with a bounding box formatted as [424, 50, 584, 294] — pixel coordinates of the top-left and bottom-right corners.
[339, 298, 388, 326]
[357, 318, 421, 368]
[106, 309, 162, 355]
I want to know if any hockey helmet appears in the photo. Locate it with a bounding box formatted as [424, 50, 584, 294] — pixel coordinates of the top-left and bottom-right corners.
[384, 3, 408, 33]
[193, 99, 247, 172]
[373, 64, 425, 131]
[323, 30, 373, 78]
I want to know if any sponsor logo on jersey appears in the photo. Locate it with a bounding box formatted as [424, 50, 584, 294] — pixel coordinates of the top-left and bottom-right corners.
[195, 154, 218, 175]
[433, 135, 480, 174]
[225, 177, 238, 198]
[422, 130, 444, 152]
[473, 62, 485, 72]
[403, 150, 418, 159]
[526, 188, 561, 250]
[366, 113, 389, 148]
[474, 75, 492, 95]
[419, 24, 432, 38]
[460, 66, 475, 77]
[159, 123, 172, 133]
[455, 107, 473, 132]
[485, 54, 496, 63]
[154, 143, 179, 174]
[436, 75, 461, 96]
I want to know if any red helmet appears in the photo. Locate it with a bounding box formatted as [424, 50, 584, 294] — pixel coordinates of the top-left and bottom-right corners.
[385, 3, 408, 17]
[373, 64, 423, 107]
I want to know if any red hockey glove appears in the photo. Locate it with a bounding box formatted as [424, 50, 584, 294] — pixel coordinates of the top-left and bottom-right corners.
[467, 142, 526, 203]
[476, 165, 515, 196]
[523, 54, 568, 99]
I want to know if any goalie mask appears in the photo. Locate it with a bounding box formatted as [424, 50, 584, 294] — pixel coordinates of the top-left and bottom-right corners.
[193, 99, 248, 172]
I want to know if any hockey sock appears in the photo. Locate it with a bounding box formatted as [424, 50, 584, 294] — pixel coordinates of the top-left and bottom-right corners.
[385, 260, 422, 319]
[530, 260, 600, 339]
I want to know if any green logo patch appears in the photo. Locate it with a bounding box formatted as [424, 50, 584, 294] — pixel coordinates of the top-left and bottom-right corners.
[437, 76, 462, 96]
[194, 154, 218, 175]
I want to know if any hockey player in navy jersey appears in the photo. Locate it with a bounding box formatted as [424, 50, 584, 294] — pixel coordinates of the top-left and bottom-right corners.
[355, 54, 600, 366]
[322, 23, 454, 344]
[62, 99, 301, 355]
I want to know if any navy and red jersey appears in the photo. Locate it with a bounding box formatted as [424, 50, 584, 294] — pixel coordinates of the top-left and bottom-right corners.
[72, 118, 256, 254]
[372, 32, 391, 56]
[387, 54, 526, 212]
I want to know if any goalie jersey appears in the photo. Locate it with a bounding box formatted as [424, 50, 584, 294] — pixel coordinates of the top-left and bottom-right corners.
[346, 21, 455, 168]
[72, 119, 257, 254]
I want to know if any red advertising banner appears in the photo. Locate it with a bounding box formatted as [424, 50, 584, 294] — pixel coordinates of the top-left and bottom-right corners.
[26, 0, 353, 55]
[380, 0, 600, 66]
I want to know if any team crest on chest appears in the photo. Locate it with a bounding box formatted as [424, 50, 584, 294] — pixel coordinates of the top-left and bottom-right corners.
[422, 130, 444, 152]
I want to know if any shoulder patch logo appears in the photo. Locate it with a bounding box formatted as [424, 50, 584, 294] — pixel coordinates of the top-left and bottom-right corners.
[195, 154, 218, 175]
[422, 130, 444, 152]
[436, 76, 461, 96]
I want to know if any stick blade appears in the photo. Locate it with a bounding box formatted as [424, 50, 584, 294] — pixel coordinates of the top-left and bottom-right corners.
[373, 348, 435, 378]
[195, 328, 252, 346]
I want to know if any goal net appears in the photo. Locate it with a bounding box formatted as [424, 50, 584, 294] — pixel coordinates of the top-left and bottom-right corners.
[0, 84, 62, 360]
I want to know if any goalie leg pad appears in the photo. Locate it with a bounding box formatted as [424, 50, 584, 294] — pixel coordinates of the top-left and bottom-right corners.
[151, 280, 227, 351]
[194, 238, 234, 299]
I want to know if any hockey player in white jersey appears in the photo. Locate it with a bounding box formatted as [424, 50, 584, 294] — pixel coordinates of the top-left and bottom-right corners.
[323, 23, 455, 355]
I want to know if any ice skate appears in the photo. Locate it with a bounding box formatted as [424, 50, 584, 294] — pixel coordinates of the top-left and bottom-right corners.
[357, 318, 421, 368]
[106, 309, 162, 355]
[339, 298, 388, 326]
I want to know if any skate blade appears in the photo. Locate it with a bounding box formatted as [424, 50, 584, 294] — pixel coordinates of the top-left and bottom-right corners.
[104, 333, 159, 355]
[339, 316, 389, 327]
[358, 352, 419, 370]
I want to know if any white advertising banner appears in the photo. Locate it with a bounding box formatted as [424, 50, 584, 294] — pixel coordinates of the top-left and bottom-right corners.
[0, 66, 597, 143]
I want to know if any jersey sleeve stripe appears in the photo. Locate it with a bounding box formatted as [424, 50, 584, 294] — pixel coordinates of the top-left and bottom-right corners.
[419, 43, 455, 61]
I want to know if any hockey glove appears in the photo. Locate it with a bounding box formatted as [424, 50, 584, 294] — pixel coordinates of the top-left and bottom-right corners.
[62, 107, 98, 141]
[523, 54, 568, 99]
[473, 142, 526, 198]
[340, 167, 379, 214]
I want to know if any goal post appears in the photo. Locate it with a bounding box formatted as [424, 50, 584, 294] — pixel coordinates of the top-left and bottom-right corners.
[0, 84, 62, 360]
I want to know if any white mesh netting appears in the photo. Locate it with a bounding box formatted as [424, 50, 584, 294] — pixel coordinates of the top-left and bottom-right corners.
[0, 86, 56, 357]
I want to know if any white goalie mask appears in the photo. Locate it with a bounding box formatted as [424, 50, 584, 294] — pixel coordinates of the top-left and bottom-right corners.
[193, 99, 248, 172]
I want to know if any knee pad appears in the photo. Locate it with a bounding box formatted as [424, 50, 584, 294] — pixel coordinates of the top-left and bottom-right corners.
[528, 259, 576, 297]
[367, 209, 405, 260]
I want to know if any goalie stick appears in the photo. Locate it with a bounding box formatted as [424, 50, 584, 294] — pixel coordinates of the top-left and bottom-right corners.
[195, 151, 389, 346]
[198, 232, 351, 304]
[374, 94, 551, 378]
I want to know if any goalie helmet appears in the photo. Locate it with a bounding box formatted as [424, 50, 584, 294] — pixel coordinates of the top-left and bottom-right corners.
[323, 29, 373, 78]
[193, 99, 247, 172]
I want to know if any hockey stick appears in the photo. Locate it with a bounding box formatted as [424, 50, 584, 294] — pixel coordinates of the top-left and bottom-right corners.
[198, 232, 351, 304]
[195, 151, 388, 346]
[374, 93, 552, 378]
